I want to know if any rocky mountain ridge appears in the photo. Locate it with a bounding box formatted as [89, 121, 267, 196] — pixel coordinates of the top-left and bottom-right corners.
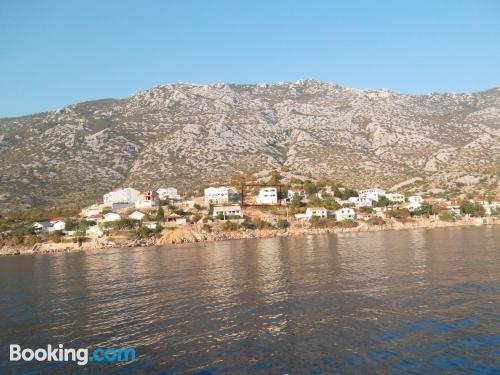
[0, 79, 499, 209]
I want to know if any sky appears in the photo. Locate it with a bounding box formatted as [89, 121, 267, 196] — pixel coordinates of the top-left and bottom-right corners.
[0, 0, 499, 117]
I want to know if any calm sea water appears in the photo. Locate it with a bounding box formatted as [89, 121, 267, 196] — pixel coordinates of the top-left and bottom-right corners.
[0, 226, 499, 374]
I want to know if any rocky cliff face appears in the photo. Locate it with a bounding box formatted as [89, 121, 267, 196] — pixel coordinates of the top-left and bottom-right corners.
[0, 79, 499, 209]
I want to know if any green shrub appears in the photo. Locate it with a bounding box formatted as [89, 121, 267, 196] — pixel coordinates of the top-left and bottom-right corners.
[253, 218, 274, 230]
[367, 216, 386, 226]
[310, 216, 335, 228]
[337, 219, 357, 228]
[276, 220, 289, 229]
[136, 225, 152, 238]
[439, 210, 455, 222]
[222, 220, 239, 231]
[386, 208, 411, 221]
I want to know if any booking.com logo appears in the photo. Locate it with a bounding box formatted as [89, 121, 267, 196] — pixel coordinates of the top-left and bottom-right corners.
[10, 344, 136, 366]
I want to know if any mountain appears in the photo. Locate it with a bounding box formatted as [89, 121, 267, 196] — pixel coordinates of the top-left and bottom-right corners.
[0, 79, 499, 209]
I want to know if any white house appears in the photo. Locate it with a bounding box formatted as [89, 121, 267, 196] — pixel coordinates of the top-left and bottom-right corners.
[335, 208, 356, 221]
[32, 221, 53, 234]
[213, 205, 243, 219]
[204, 187, 230, 204]
[157, 187, 180, 201]
[446, 201, 461, 216]
[103, 187, 140, 205]
[128, 211, 146, 221]
[135, 191, 160, 209]
[359, 188, 386, 202]
[288, 189, 306, 199]
[408, 195, 424, 204]
[406, 202, 422, 212]
[305, 207, 328, 218]
[256, 187, 278, 205]
[103, 213, 122, 222]
[348, 197, 373, 207]
[52, 221, 66, 231]
[480, 201, 500, 216]
[386, 193, 405, 203]
[165, 214, 187, 226]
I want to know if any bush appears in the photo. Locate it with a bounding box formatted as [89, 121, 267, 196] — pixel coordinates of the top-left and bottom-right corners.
[222, 220, 239, 231]
[386, 208, 411, 221]
[367, 216, 386, 226]
[103, 219, 139, 231]
[253, 218, 274, 230]
[136, 225, 152, 238]
[48, 230, 64, 243]
[202, 224, 211, 232]
[276, 220, 289, 229]
[439, 210, 455, 222]
[337, 219, 357, 228]
[24, 235, 42, 247]
[310, 216, 335, 228]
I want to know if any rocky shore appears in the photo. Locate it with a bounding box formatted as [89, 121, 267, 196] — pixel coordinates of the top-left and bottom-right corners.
[1, 217, 498, 257]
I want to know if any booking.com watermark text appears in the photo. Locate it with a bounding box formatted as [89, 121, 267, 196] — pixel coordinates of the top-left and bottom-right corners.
[10, 344, 135, 366]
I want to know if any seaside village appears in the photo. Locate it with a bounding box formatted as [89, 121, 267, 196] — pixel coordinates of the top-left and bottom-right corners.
[21, 171, 500, 246]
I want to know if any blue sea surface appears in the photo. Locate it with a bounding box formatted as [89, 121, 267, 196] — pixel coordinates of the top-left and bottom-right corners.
[0, 226, 499, 373]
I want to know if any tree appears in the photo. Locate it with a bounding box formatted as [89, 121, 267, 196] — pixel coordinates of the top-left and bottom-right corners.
[460, 201, 486, 217]
[324, 196, 341, 210]
[360, 206, 373, 214]
[291, 195, 303, 209]
[336, 188, 358, 200]
[64, 219, 78, 231]
[416, 202, 435, 216]
[156, 206, 165, 222]
[303, 181, 318, 195]
[375, 196, 391, 207]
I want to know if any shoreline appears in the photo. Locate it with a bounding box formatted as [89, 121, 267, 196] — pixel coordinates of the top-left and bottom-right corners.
[1, 217, 498, 257]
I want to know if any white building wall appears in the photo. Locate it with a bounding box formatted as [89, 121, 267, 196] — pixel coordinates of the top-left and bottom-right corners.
[256, 188, 278, 204]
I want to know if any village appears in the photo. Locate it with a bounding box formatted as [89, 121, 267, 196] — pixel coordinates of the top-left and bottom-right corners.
[0, 168, 492, 255]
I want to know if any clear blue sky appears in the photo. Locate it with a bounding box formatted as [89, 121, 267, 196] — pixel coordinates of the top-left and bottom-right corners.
[1, 0, 499, 117]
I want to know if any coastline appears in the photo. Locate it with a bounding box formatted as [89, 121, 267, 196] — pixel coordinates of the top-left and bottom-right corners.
[1, 217, 498, 257]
